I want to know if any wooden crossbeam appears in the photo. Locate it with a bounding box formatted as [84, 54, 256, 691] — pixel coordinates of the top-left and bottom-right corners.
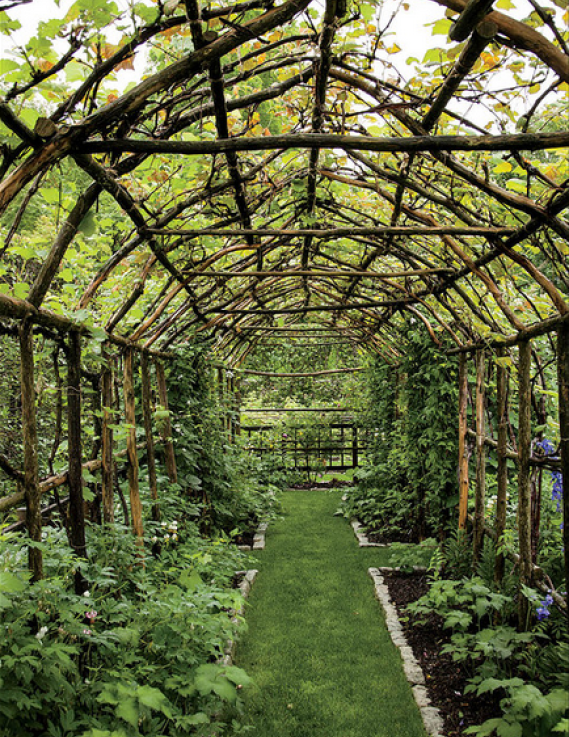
[177, 268, 452, 279]
[205, 298, 408, 314]
[147, 226, 515, 238]
[81, 131, 569, 156]
[237, 367, 365, 377]
[244, 407, 357, 412]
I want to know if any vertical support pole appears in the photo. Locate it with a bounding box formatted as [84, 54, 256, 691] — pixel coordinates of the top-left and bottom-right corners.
[517, 340, 532, 629]
[217, 367, 224, 433]
[235, 378, 241, 437]
[352, 425, 359, 468]
[473, 348, 486, 568]
[229, 374, 236, 444]
[227, 373, 233, 443]
[67, 331, 87, 579]
[101, 353, 114, 524]
[557, 322, 569, 615]
[156, 360, 178, 484]
[458, 352, 469, 530]
[18, 319, 42, 582]
[141, 353, 160, 522]
[494, 349, 509, 586]
[123, 348, 144, 545]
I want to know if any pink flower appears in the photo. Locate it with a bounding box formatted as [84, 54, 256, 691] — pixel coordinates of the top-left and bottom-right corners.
[85, 610, 98, 622]
[83, 628, 92, 636]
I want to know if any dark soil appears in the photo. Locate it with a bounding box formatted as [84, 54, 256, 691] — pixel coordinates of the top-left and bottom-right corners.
[367, 529, 417, 544]
[382, 570, 502, 736]
[233, 529, 255, 547]
[232, 571, 246, 588]
[288, 479, 353, 489]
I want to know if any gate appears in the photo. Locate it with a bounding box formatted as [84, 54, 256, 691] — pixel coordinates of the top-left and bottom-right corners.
[241, 408, 367, 471]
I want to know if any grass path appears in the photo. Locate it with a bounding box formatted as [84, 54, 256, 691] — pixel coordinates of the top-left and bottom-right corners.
[235, 489, 427, 737]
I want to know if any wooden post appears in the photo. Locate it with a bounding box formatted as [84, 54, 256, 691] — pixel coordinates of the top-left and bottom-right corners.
[18, 319, 42, 581]
[517, 340, 532, 629]
[494, 349, 509, 586]
[352, 425, 359, 468]
[473, 348, 486, 568]
[156, 360, 178, 484]
[229, 374, 235, 444]
[458, 353, 470, 530]
[141, 353, 160, 522]
[101, 354, 115, 524]
[123, 348, 144, 545]
[227, 373, 234, 443]
[557, 322, 569, 615]
[235, 378, 241, 437]
[67, 331, 88, 582]
[217, 367, 224, 432]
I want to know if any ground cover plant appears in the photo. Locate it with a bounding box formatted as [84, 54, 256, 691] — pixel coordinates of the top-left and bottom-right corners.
[0, 506, 254, 737]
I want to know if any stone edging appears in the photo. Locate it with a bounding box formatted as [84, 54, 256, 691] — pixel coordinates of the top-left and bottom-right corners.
[351, 519, 388, 547]
[368, 567, 445, 737]
[237, 520, 268, 551]
[220, 569, 258, 666]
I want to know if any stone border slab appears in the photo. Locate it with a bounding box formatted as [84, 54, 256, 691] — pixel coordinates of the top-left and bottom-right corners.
[351, 519, 388, 547]
[368, 567, 445, 737]
[237, 520, 268, 551]
[220, 568, 258, 666]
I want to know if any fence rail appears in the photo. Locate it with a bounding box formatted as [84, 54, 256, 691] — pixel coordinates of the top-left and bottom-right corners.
[241, 422, 369, 470]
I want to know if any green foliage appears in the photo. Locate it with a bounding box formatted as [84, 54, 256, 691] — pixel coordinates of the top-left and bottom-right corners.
[405, 574, 569, 736]
[465, 681, 568, 737]
[0, 512, 253, 737]
[343, 325, 459, 539]
[387, 539, 438, 573]
[166, 345, 280, 535]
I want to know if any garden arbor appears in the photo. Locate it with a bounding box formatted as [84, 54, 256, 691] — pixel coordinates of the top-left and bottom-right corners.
[0, 0, 568, 612]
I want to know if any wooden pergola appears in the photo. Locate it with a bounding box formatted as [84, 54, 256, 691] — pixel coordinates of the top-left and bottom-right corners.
[0, 0, 568, 609]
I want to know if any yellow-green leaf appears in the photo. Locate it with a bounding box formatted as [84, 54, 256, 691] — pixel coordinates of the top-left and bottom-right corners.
[494, 161, 512, 174]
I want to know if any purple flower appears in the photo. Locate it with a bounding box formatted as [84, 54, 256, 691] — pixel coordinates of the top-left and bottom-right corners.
[536, 594, 554, 621]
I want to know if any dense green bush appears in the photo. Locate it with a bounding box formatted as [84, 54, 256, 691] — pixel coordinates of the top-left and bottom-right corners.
[0, 503, 254, 736]
[344, 326, 459, 539]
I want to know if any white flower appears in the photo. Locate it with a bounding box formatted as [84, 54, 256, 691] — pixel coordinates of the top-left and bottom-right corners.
[83, 590, 90, 598]
[35, 626, 48, 640]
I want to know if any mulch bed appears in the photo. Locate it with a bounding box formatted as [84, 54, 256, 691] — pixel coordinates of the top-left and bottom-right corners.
[367, 529, 417, 544]
[383, 570, 502, 736]
[288, 479, 354, 489]
[233, 529, 256, 547]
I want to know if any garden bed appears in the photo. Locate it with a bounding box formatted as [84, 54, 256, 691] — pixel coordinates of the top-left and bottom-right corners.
[288, 479, 354, 489]
[382, 569, 502, 736]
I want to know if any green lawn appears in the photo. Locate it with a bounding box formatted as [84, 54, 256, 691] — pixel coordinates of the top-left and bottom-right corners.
[235, 489, 427, 737]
